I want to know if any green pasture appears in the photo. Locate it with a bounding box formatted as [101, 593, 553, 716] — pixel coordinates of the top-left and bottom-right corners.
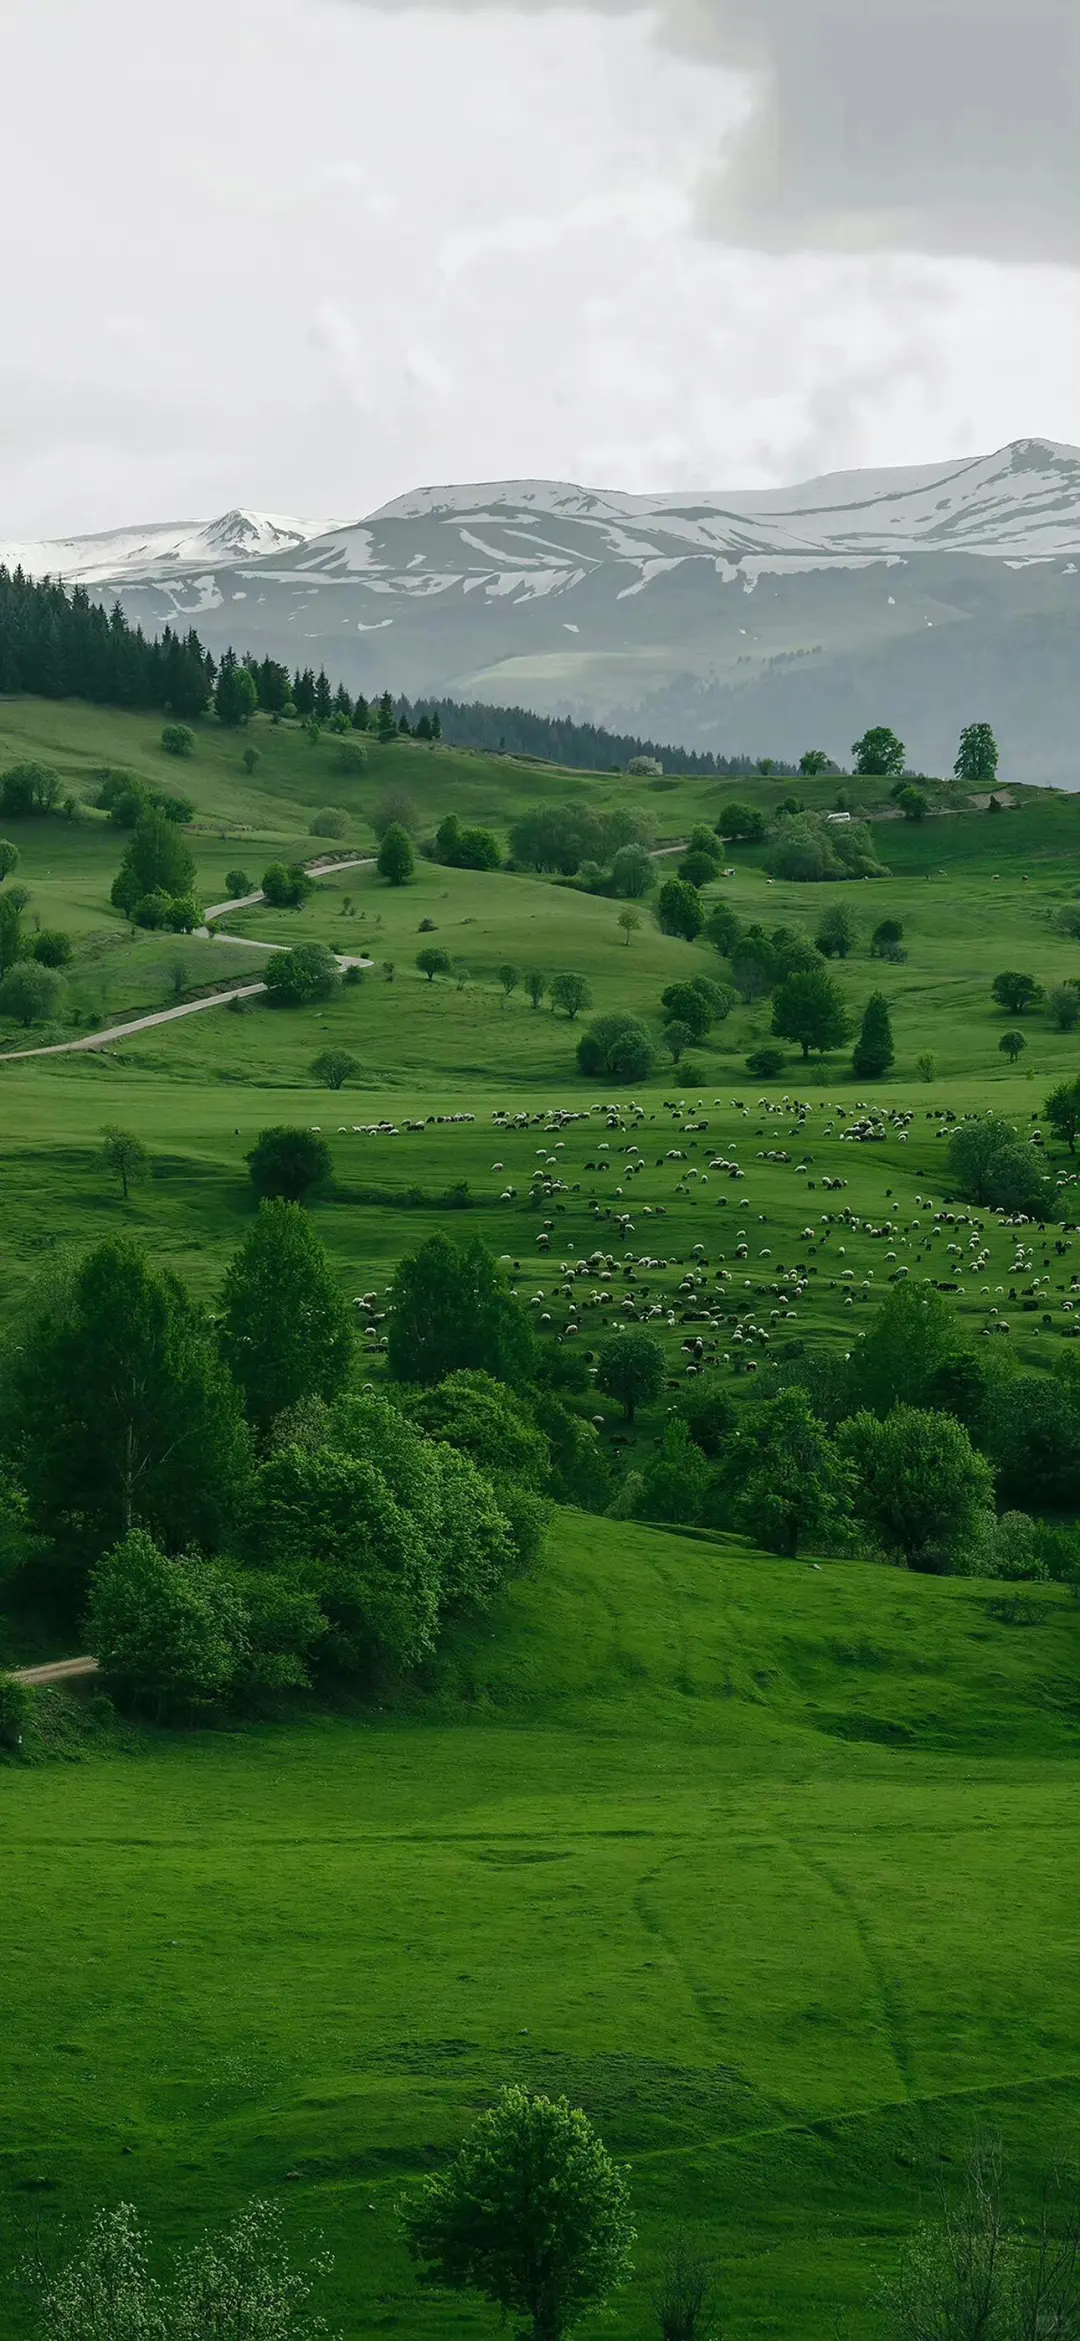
[3, 1514, 1079, 2341]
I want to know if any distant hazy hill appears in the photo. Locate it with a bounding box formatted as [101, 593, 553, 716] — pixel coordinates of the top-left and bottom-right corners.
[7, 440, 1080, 785]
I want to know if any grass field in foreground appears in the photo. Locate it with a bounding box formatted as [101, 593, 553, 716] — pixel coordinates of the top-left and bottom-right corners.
[3, 1512, 1079, 2341]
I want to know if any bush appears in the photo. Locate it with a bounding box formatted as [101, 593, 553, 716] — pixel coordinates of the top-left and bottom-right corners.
[133, 889, 171, 929]
[161, 724, 196, 757]
[948, 1113, 1054, 1217]
[417, 947, 452, 983]
[261, 862, 313, 910]
[225, 868, 252, 897]
[0, 838, 19, 882]
[311, 1049, 361, 1089]
[716, 802, 766, 843]
[310, 807, 348, 839]
[264, 943, 341, 1006]
[337, 739, 368, 774]
[678, 849, 719, 888]
[0, 1671, 30, 1752]
[0, 960, 61, 1025]
[378, 823, 415, 885]
[247, 1125, 333, 1203]
[655, 879, 704, 941]
[31, 928, 73, 967]
[627, 755, 663, 776]
[0, 760, 63, 817]
[577, 1014, 654, 1082]
[611, 843, 654, 899]
[88, 1531, 247, 1714]
[746, 1043, 786, 1077]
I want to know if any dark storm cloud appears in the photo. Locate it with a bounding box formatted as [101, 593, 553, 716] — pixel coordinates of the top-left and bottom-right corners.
[351, 0, 1080, 261]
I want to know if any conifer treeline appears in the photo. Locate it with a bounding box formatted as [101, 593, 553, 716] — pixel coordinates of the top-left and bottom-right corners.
[0, 561, 789, 776]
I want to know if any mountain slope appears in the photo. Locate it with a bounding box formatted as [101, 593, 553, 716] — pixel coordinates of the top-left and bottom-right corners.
[6, 441, 1080, 783]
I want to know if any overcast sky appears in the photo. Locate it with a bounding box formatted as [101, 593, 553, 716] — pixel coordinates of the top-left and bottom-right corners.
[3, 0, 1079, 537]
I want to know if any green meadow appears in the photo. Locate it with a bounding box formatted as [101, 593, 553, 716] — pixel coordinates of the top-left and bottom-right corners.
[2, 695, 1080, 2339]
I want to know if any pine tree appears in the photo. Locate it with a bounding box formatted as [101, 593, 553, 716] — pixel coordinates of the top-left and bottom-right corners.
[852, 990, 895, 1078]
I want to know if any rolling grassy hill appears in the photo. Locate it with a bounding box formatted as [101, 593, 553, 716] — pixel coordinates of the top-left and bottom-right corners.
[4, 1513, 1078, 2341]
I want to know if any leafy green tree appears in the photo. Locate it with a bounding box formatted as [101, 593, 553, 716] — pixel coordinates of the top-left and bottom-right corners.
[854, 1284, 963, 1421]
[678, 850, 719, 889]
[838, 1406, 994, 1573]
[771, 967, 850, 1059]
[764, 814, 841, 884]
[663, 1019, 694, 1064]
[417, 946, 452, 983]
[635, 1418, 712, 1525]
[676, 1376, 736, 1458]
[0, 960, 60, 1025]
[11, 1239, 249, 1578]
[577, 1014, 654, 1083]
[852, 725, 905, 778]
[716, 802, 766, 843]
[311, 1048, 361, 1089]
[983, 1367, 1080, 1511]
[612, 843, 655, 898]
[550, 972, 593, 1021]
[596, 1330, 665, 1423]
[896, 785, 929, 822]
[261, 862, 313, 910]
[656, 879, 704, 941]
[1048, 981, 1080, 1032]
[0, 759, 63, 816]
[704, 901, 742, 960]
[32, 927, 73, 966]
[161, 723, 196, 756]
[112, 810, 196, 913]
[948, 1113, 1053, 1217]
[852, 991, 895, 1078]
[689, 973, 735, 1020]
[871, 917, 905, 959]
[816, 904, 858, 959]
[264, 943, 340, 1006]
[403, 2085, 635, 2341]
[388, 1233, 534, 1387]
[725, 1388, 853, 1558]
[88, 1531, 247, 1712]
[525, 970, 547, 1010]
[746, 1043, 786, 1077]
[999, 1029, 1026, 1064]
[498, 962, 521, 1001]
[954, 721, 1000, 788]
[225, 867, 252, 896]
[247, 1125, 332, 1204]
[617, 907, 641, 946]
[991, 970, 1042, 1015]
[221, 1201, 352, 1436]
[377, 823, 415, 885]
[916, 1051, 936, 1082]
[244, 1439, 439, 1677]
[0, 838, 19, 880]
[372, 784, 418, 838]
[799, 749, 832, 776]
[404, 1370, 550, 1489]
[214, 656, 258, 727]
[38, 2192, 331, 2341]
[242, 746, 260, 776]
[310, 806, 347, 838]
[660, 982, 712, 1041]
[1044, 1077, 1080, 1152]
[101, 1125, 150, 1200]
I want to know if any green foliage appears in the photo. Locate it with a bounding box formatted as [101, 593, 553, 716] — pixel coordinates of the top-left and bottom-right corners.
[0, 759, 63, 816]
[871, 917, 905, 960]
[663, 1019, 694, 1063]
[225, 867, 252, 896]
[388, 1232, 534, 1387]
[999, 1030, 1026, 1064]
[852, 991, 895, 1078]
[247, 1125, 332, 1204]
[1048, 981, 1080, 1032]
[767, 812, 887, 884]
[745, 1043, 786, 1077]
[0, 837, 19, 880]
[371, 785, 418, 838]
[983, 1367, 1080, 1511]
[1044, 1077, 1080, 1151]
[577, 1013, 654, 1082]
[311, 1048, 361, 1090]
[404, 1369, 551, 1488]
[896, 785, 929, 822]
[725, 1388, 853, 1558]
[37, 2196, 329, 2341]
[550, 972, 593, 1020]
[596, 1330, 665, 1422]
[704, 901, 742, 959]
[261, 861, 314, 910]
[635, 1418, 712, 1524]
[854, 1284, 965, 1421]
[214, 658, 258, 727]
[31, 926, 73, 966]
[816, 904, 859, 959]
[113, 810, 196, 909]
[838, 1406, 994, 1573]
[716, 801, 766, 843]
[89, 1530, 248, 1713]
[678, 849, 719, 888]
[948, 1114, 1054, 1217]
[310, 806, 348, 838]
[417, 946, 452, 983]
[10, 1239, 249, 1583]
[101, 1125, 150, 1200]
[161, 724, 196, 757]
[264, 942, 340, 1006]
[0, 958, 60, 1025]
[771, 967, 850, 1059]
[676, 1375, 736, 1457]
[525, 970, 548, 1010]
[221, 1201, 352, 1436]
[660, 982, 712, 1042]
[377, 823, 415, 885]
[435, 813, 501, 870]
[954, 720, 1000, 788]
[403, 2084, 635, 2341]
[611, 842, 655, 898]
[656, 879, 704, 941]
[244, 1438, 440, 1678]
[799, 749, 832, 776]
[0, 1669, 30, 1752]
[337, 738, 368, 774]
[991, 970, 1043, 1014]
[852, 725, 905, 778]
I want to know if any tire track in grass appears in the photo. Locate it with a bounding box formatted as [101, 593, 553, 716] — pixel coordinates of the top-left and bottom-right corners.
[777, 1827, 919, 2103]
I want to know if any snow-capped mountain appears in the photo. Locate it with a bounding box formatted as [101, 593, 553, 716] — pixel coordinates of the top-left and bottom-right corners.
[6, 442, 1080, 783]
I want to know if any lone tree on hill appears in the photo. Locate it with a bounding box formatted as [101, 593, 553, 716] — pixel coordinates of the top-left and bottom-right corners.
[617, 907, 641, 946]
[771, 967, 850, 1060]
[799, 750, 831, 776]
[311, 1048, 361, 1090]
[247, 1126, 332, 1204]
[852, 725, 905, 778]
[403, 2087, 634, 2341]
[416, 947, 451, 983]
[852, 991, 895, 1079]
[101, 1126, 150, 1201]
[992, 970, 1043, 1015]
[377, 823, 415, 885]
[596, 1330, 665, 1423]
[999, 1030, 1026, 1065]
[550, 972, 592, 1021]
[955, 720, 1000, 788]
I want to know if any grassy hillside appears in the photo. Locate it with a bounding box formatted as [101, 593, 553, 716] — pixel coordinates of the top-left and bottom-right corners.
[4, 1513, 1078, 2341]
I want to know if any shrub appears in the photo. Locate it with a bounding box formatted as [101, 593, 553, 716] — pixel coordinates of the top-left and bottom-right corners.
[311, 1049, 361, 1090]
[611, 843, 655, 898]
[716, 802, 766, 843]
[678, 849, 719, 888]
[948, 1112, 1054, 1216]
[746, 1043, 786, 1078]
[31, 928, 72, 967]
[264, 943, 341, 1006]
[133, 890, 171, 929]
[871, 917, 904, 959]
[225, 868, 252, 897]
[0, 1671, 30, 1752]
[337, 739, 368, 774]
[310, 807, 348, 838]
[0, 760, 63, 817]
[1049, 982, 1080, 1032]
[0, 960, 61, 1025]
[656, 879, 704, 941]
[660, 982, 711, 1041]
[247, 1125, 332, 1203]
[88, 1531, 247, 1713]
[417, 947, 451, 983]
[377, 823, 415, 885]
[161, 724, 196, 756]
[627, 755, 663, 776]
[0, 838, 19, 881]
[261, 862, 313, 910]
